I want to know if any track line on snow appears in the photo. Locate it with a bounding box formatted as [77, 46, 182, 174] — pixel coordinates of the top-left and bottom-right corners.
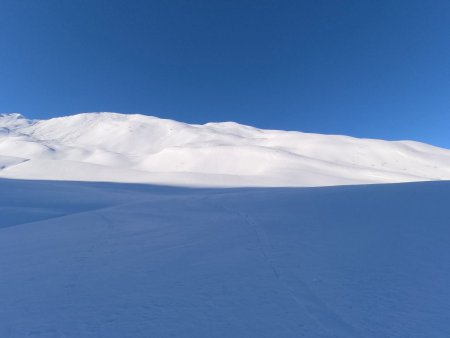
[208, 194, 361, 338]
[0, 199, 139, 230]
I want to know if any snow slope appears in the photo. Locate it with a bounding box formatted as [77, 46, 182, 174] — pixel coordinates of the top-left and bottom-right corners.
[1, 178, 449, 337]
[1, 112, 450, 186]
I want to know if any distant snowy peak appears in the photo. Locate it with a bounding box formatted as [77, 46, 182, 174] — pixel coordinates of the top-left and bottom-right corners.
[1, 112, 450, 187]
[0, 113, 36, 130]
[0, 113, 25, 120]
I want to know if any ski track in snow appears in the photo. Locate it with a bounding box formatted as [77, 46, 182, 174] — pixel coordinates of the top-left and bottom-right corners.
[216, 199, 361, 337]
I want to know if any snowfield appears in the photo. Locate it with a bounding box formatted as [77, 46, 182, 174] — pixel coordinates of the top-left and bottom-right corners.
[1, 179, 449, 337]
[1, 112, 450, 186]
[1, 112, 450, 337]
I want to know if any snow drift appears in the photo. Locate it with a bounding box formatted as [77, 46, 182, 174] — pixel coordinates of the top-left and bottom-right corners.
[1, 112, 450, 187]
[1, 178, 449, 337]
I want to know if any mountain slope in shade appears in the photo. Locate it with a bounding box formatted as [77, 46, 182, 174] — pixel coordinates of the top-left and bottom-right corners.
[1, 112, 450, 186]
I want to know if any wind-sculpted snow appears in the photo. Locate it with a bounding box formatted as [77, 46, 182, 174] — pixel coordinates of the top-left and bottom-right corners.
[1, 112, 450, 186]
[1, 179, 449, 337]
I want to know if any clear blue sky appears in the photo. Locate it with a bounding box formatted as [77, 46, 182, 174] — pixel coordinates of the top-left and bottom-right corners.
[1, 0, 449, 147]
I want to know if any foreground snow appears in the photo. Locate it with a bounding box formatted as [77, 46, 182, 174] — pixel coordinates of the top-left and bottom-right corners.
[1, 178, 449, 337]
[1, 112, 450, 186]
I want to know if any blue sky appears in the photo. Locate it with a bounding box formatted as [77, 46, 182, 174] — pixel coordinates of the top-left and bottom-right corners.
[1, 0, 449, 147]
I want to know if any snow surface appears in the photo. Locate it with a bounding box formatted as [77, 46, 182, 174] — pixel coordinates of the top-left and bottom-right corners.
[1, 112, 450, 187]
[2, 112, 450, 337]
[1, 178, 449, 337]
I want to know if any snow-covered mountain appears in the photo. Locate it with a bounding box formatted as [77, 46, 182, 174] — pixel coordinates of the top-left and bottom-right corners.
[1, 112, 450, 186]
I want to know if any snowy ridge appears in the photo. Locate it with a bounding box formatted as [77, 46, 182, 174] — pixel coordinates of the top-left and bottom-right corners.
[1, 112, 450, 186]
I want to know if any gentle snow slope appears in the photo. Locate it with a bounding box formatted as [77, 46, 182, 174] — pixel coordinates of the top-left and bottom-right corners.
[1, 178, 449, 337]
[1, 112, 450, 186]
